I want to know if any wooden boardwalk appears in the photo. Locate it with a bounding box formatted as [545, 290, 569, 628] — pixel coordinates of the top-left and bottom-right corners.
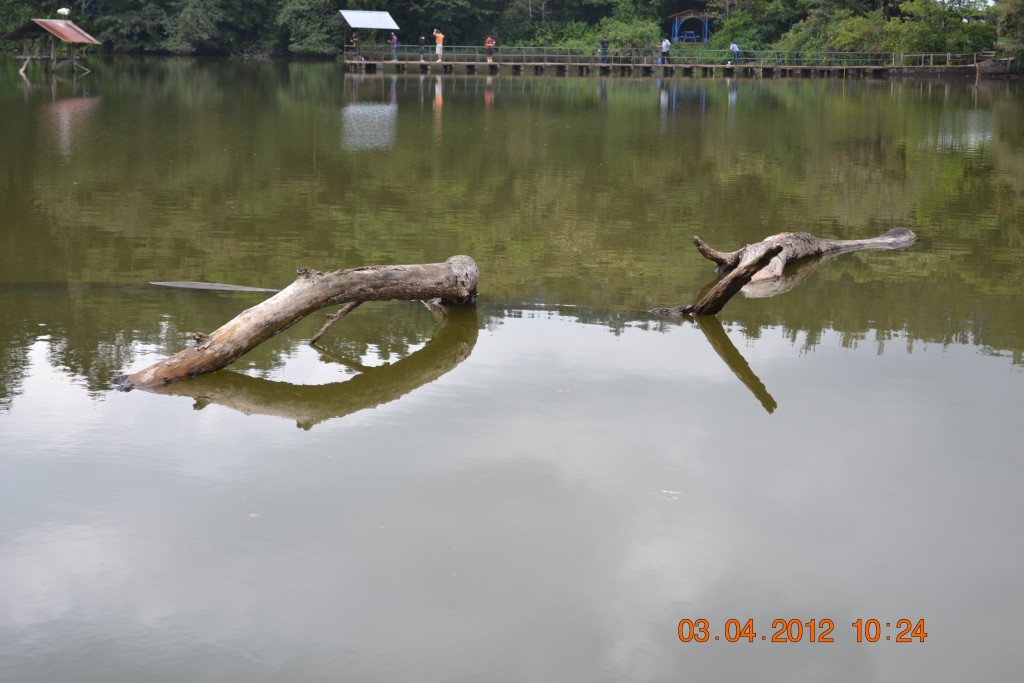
[345, 59, 900, 79]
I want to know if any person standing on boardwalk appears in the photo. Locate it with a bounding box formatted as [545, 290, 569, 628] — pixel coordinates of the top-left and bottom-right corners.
[433, 29, 444, 63]
[730, 42, 740, 64]
[418, 36, 425, 62]
[390, 32, 398, 61]
[600, 37, 609, 63]
[485, 36, 495, 63]
[351, 32, 361, 61]
[661, 36, 670, 64]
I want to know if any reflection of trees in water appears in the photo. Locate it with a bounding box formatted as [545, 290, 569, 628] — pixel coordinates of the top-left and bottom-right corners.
[1, 279, 1021, 417]
[0, 285, 147, 406]
[0, 311, 32, 410]
[6, 67, 1022, 340]
[229, 300, 448, 380]
[150, 306, 479, 429]
[0, 287, 448, 407]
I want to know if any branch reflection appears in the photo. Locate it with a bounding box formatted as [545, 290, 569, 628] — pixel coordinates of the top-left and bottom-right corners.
[736, 252, 832, 300]
[148, 306, 479, 430]
[695, 315, 778, 414]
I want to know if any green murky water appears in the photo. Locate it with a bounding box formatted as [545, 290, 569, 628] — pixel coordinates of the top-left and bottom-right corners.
[1, 58, 1022, 682]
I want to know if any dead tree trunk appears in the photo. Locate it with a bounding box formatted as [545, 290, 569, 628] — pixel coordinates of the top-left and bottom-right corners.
[650, 246, 782, 316]
[652, 228, 917, 316]
[694, 228, 917, 282]
[115, 255, 479, 391]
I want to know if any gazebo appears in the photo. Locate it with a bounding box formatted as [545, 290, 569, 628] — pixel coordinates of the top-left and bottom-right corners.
[1, 18, 100, 74]
[331, 10, 400, 60]
[331, 9, 400, 32]
[668, 10, 710, 44]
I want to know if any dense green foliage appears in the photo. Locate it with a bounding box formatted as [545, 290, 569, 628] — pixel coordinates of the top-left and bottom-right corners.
[0, 0, 1016, 59]
[995, 0, 1024, 57]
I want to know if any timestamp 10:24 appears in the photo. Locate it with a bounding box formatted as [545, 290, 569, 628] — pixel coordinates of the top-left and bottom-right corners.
[677, 618, 927, 644]
[852, 618, 928, 643]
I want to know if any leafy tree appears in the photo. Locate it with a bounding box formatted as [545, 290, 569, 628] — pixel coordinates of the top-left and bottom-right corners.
[832, 9, 888, 50]
[94, 1, 173, 53]
[0, 0, 1007, 56]
[886, 0, 995, 52]
[774, 0, 995, 52]
[764, 0, 813, 37]
[164, 0, 224, 53]
[705, 9, 773, 49]
[276, 0, 338, 55]
[993, 0, 1024, 57]
[0, 1, 44, 31]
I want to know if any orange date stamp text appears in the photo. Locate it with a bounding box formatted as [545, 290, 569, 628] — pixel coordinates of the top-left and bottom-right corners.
[677, 618, 927, 644]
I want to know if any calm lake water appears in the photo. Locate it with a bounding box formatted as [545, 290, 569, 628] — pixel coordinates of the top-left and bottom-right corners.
[1, 57, 1022, 682]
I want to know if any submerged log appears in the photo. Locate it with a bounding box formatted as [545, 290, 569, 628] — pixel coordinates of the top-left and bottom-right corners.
[150, 281, 280, 293]
[114, 255, 479, 391]
[652, 228, 917, 316]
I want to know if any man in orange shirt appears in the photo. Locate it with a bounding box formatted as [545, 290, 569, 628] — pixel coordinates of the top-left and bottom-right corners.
[433, 29, 444, 62]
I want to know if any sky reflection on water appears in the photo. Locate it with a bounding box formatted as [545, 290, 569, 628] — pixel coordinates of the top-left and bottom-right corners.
[2, 60, 1022, 682]
[1, 309, 1021, 683]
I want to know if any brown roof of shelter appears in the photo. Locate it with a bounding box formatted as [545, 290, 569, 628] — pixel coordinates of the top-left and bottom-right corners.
[667, 10, 710, 20]
[2, 19, 101, 44]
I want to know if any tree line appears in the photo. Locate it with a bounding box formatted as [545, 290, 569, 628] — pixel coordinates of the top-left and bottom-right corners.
[1, 1, 1021, 59]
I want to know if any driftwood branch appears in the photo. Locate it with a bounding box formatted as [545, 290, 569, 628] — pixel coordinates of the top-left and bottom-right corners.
[652, 245, 782, 316]
[651, 245, 778, 317]
[309, 302, 362, 346]
[652, 228, 917, 316]
[115, 255, 479, 390]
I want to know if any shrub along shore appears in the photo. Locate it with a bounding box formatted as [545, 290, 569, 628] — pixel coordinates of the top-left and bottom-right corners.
[0, 0, 1020, 66]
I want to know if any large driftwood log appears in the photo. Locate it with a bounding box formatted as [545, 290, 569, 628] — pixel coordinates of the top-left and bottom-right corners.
[652, 228, 917, 316]
[115, 255, 479, 391]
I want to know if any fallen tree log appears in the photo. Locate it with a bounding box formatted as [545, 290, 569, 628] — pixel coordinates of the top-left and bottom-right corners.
[651, 228, 917, 316]
[693, 228, 917, 282]
[114, 255, 479, 391]
[650, 246, 782, 316]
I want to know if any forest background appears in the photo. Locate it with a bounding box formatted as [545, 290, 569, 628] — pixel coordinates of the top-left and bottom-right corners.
[1, 0, 1021, 62]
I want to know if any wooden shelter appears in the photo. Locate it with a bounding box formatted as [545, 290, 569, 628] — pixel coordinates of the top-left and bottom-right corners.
[330, 10, 400, 32]
[2, 19, 100, 74]
[668, 10, 710, 44]
[330, 9, 399, 61]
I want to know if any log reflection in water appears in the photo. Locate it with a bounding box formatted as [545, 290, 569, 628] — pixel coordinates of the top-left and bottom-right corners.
[695, 316, 778, 414]
[148, 306, 479, 429]
[735, 255, 822, 299]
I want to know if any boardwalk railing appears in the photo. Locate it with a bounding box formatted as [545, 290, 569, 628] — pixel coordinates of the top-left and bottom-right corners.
[346, 45, 991, 69]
